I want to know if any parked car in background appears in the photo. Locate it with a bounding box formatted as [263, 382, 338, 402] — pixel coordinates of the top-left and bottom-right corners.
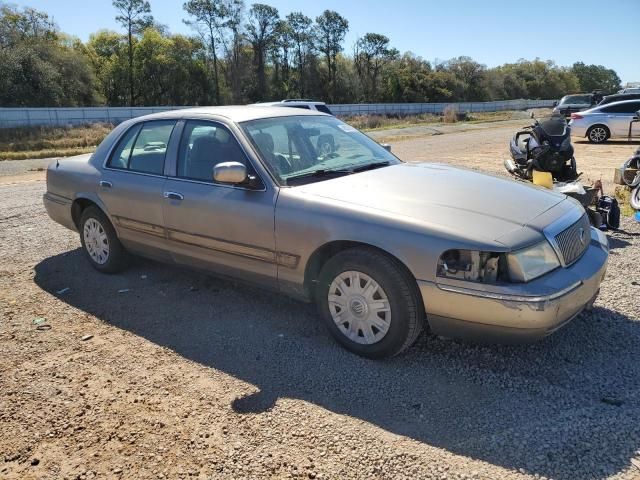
[43, 106, 608, 358]
[618, 85, 640, 94]
[569, 99, 640, 143]
[598, 92, 640, 106]
[553, 93, 602, 117]
[254, 99, 334, 115]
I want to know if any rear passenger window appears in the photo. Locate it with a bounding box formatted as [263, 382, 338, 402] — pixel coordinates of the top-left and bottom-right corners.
[601, 103, 640, 114]
[177, 120, 251, 182]
[316, 104, 333, 115]
[107, 120, 176, 175]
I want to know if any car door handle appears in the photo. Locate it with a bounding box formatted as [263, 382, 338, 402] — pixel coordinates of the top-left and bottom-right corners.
[164, 191, 184, 201]
[99, 180, 113, 188]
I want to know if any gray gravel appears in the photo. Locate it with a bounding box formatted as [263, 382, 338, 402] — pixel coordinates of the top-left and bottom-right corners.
[1, 134, 639, 479]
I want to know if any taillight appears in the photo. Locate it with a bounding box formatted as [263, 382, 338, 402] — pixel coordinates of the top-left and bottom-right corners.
[570, 113, 583, 120]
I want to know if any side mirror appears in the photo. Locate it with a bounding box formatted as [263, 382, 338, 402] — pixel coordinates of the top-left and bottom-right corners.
[213, 161, 247, 184]
[380, 143, 392, 152]
[553, 101, 558, 107]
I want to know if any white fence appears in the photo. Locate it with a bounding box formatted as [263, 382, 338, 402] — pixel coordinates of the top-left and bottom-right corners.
[0, 99, 555, 128]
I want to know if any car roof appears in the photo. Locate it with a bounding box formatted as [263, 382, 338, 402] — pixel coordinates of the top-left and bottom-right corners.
[603, 93, 640, 100]
[596, 99, 640, 107]
[254, 100, 327, 106]
[131, 105, 328, 123]
[589, 99, 640, 112]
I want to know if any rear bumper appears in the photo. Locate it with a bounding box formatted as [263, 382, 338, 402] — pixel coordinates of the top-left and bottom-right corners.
[569, 123, 588, 137]
[43, 192, 76, 232]
[418, 238, 608, 343]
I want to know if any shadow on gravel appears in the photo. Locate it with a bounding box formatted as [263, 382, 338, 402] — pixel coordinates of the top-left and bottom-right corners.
[574, 140, 640, 146]
[34, 249, 640, 480]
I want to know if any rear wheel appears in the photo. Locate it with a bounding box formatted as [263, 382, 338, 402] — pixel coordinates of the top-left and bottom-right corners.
[316, 248, 424, 358]
[587, 125, 610, 144]
[79, 206, 128, 273]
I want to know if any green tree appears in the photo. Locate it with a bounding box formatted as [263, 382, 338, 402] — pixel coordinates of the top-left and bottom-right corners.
[246, 3, 279, 100]
[286, 11, 314, 97]
[183, 0, 227, 104]
[571, 62, 621, 94]
[86, 30, 129, 105]
[0, 4, 99, 107]
[354, 33, 397, 101]
[315, 10, 348, 102]
[439, 56, 487, 101]
[112, 0, 152, 106]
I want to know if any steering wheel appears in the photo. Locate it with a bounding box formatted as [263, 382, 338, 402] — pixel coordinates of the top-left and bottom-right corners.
[274, 154, 293, 175]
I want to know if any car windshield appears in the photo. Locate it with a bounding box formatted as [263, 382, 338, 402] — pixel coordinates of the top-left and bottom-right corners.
[242, 115, 400, 185]
[559, 95, 591, 105]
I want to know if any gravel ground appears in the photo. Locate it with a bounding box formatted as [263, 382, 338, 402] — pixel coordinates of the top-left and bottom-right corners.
[1, 123, 640, 480]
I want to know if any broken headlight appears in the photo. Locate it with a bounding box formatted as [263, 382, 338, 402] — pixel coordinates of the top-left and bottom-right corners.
[437, 250, 506, 283]
[437, 241, 561, 284]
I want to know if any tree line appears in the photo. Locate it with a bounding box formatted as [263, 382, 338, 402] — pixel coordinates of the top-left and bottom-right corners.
[0, 1, 623, 108]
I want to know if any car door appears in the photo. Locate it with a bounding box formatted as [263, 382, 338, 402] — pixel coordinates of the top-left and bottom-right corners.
[161, 119, 279, 286]
[602, 102, 640, 137]
[99, 119, 178, 259]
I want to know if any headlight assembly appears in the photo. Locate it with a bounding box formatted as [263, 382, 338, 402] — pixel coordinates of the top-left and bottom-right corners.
[506, 241, 560, 282]
[437, 240, 561, 284]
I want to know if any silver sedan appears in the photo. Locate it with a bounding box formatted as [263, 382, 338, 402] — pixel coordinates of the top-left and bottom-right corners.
[44, 107, 609, 358]
[569, 99, 640, 143]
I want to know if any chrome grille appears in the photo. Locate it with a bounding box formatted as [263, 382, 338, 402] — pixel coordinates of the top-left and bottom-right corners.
[554, 213, 590, 266]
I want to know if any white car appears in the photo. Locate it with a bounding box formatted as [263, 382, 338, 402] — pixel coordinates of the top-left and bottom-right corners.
[569, 99, 640, 143]
[253, 99, 334, 115]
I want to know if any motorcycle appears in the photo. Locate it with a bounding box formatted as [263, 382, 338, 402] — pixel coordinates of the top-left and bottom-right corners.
[620, 146, 640, 214]
[505, 112, 578, 182]
[504, 112, 603, 226]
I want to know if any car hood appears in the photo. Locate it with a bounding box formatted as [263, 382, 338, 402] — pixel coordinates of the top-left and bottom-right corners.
[294, 163, 568, 246]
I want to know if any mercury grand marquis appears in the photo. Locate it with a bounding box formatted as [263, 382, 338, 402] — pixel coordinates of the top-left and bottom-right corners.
[44, 106, 609, 358]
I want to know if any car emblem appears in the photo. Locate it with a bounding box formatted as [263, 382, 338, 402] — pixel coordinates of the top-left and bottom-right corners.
[579, 227, 585, 245]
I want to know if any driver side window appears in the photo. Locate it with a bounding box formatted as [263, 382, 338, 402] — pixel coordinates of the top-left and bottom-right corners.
[177, 120, 250, 182]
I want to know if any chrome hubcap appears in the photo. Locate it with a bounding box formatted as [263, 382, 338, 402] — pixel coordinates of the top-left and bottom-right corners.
[83, 218, 109, 265]
[590, 127, 606, 142]
[328, 271, 391, 345]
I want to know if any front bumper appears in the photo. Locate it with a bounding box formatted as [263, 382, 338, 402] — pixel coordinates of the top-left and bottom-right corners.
[418, 236, 608, 343]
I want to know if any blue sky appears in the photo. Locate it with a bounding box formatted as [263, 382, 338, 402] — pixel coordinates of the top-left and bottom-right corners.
[13, 0, 640, 84]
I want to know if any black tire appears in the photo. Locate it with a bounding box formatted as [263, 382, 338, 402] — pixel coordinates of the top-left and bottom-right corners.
[631, 185, 640, 211]
[79, 206, 128, 273]
[316, 248, 424, 359]
[587, 125, 610, 144]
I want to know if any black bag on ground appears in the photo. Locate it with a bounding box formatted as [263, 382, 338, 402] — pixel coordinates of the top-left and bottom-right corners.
[596, 195, 620, 230]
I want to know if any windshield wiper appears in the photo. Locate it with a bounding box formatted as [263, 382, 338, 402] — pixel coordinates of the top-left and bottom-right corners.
[350, 161, 390, 172]
[285, 169, 352, 185]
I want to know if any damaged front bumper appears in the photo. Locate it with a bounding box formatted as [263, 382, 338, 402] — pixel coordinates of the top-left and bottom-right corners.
[418, 232, 609, 343]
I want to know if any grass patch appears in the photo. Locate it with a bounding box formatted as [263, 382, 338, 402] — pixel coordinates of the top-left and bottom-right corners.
[0, 147, 96, 161]
[0, 123, 112, 161]
[342, 110, 523, 132]
[614, 186, 636, 217]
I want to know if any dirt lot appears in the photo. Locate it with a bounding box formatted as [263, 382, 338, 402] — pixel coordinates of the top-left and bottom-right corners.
[1, 122, 640, 480]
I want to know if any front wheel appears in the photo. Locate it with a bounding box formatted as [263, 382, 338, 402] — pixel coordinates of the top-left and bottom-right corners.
[316, 248, 424, 358]
[79, 206, 128, 273]
[587, 125, 610, 144]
